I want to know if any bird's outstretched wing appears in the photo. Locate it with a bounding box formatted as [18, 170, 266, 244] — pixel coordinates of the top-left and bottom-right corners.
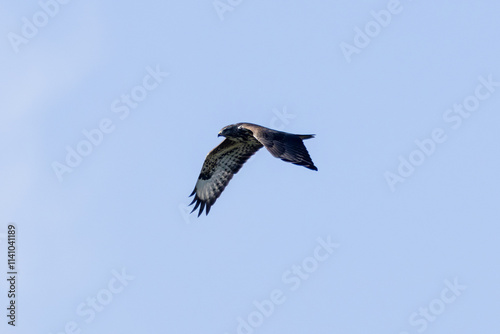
[189, 138, 263, 216]
[241, 123, 318, 171]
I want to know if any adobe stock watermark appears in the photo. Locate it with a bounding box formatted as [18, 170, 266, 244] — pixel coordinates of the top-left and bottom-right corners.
[7, 0, 71, 54]
[51, 64, 169, 182]
[339, 0, 407, 63]
[269, 106, 295, 131]
[385, 74, 499, 192]
[223, 236, 340, 334]
[398, 277, 466, 334]
[48, 268, 134, 334]
[178, 203, 194, 225]
[213, 0, 243, 21]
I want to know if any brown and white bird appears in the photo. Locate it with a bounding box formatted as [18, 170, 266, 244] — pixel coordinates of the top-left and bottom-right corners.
[189, 123, 317, 216]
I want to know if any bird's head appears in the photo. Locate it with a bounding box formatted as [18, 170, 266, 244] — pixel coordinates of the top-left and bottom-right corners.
[218, 124, 249, 139]
[217, 126, 230, 138]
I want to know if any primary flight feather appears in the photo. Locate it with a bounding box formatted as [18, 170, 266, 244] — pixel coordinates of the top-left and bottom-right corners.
[189, 123, 317, 216]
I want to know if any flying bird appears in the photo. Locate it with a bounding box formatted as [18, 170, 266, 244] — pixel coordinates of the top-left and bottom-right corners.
[189, 123, 317, 216]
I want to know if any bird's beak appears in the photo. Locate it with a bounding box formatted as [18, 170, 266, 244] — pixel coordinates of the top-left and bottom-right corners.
[218, 132, 222, 137]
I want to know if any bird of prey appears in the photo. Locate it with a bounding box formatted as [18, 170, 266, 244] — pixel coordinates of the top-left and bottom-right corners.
[189, 122, 317, 216]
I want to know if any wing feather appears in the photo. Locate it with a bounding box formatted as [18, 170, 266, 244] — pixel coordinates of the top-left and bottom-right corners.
[189, 138, 263, 216]
[241, 123, 318, 171]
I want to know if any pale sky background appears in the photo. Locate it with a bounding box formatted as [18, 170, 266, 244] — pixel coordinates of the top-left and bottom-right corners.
[1, 1, 499, 333]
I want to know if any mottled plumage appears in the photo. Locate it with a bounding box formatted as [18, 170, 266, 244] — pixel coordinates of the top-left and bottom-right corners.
[189, 123, 317, 216]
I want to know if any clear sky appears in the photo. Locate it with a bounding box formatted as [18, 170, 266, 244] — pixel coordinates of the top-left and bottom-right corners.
[1, 1, 499, 333]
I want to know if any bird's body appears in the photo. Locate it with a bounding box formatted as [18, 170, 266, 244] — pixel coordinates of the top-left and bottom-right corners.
[189, 123, 317, 216]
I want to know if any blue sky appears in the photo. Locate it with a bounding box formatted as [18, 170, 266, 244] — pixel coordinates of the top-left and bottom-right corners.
[1, 1, 499, 333]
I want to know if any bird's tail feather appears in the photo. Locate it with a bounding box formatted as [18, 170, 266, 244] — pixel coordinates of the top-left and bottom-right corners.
[299, 134, 315, 140]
